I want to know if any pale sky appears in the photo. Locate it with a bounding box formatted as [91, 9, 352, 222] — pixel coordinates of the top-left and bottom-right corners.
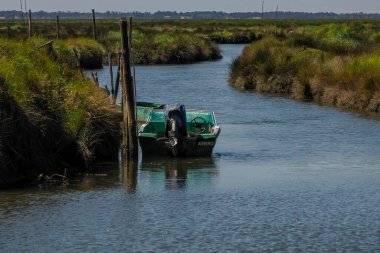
[2, 0, 380, 13]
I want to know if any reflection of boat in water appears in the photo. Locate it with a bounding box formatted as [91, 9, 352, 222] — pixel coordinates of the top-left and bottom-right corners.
[137, 102, 221, 157]
[140, 157, 217, 189]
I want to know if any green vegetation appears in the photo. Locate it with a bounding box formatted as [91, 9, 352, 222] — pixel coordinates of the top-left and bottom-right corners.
[107, 31, 220, 64]
[230, 21, 380, 113]
[0, 38, 120, 187]
[66, 38, 105, 68]
[0, 19, 232, 65]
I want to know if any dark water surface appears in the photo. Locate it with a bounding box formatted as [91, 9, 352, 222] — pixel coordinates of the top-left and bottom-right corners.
[1, 45, 380, 252]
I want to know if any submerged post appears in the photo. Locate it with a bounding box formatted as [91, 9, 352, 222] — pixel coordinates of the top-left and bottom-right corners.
[92, 9, 97, 40]
[56, 15, 60, 40]
[120, 18, 138, 158]
[28, 9, 32, 38]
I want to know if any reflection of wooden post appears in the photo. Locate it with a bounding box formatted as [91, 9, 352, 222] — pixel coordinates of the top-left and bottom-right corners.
[56, 16, 60, 39]
[120, 18, 137, 158]
[92, 9, 97, 40]
[28, 9, 32, 38]
[122, 156, 138, 193]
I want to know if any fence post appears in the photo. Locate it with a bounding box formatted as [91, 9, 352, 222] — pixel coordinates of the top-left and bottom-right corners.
[92, 9, 97, 40]
[28, 9, 32, 38]
[56, 16, 60, 39]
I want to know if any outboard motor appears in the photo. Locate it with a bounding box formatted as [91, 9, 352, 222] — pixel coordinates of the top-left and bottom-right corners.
[164, 104, 187, 156]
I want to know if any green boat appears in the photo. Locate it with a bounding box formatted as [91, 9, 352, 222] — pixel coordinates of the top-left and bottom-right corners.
[137, 102, 220, 157]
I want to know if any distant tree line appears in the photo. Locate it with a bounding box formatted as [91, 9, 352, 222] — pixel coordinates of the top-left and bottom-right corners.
[0, 10, 379, 20]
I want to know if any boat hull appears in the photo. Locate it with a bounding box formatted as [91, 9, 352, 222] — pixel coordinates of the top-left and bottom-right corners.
[139, 136, 216, 157]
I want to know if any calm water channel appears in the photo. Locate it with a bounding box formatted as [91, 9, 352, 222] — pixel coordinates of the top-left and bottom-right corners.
[1, 45, 380, 252]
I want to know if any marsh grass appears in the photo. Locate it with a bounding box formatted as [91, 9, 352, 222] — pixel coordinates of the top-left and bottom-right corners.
[230, 28, 380, 113]
[0, 38, 120, 185]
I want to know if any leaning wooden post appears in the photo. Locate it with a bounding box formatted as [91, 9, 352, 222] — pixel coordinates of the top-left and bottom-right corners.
[28, 9, 32, 38]
[56, 15, 60, 40]
[108, 53, 115, 98]
[120, 18, 138, 158]
[92, 9, 97, 40]
[113, 53, 121, 103]
[73, 48, 83, 76]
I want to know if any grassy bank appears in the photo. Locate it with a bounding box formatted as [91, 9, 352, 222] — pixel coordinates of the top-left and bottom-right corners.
[106, 31, 221, 64]
[229, 21, 380, 113]
[0, 38, 120, 187]
[0, 19, 226, 65]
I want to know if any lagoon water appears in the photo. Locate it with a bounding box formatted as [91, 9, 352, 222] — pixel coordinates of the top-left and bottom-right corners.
[1, 45, 380, 252]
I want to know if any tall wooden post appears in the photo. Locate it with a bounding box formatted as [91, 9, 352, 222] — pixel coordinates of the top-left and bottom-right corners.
[275, 5, 278, 36]
[56, 16, 60, 40]
[108, 53, 114, 98]
[129, 17, 137, 113]
[92, 9, 97, 40]
[28, 9, 32, 38]
[120, 18, 138, 158]
[128, 17, 133, 53]
[113, 53, 121, 103]
[261, 1, 264, 35]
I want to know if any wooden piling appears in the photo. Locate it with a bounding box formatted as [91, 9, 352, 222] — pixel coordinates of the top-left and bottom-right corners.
[56, 16, 60, 40]
[275, 5, 278, 36]
[113, 53, 121, 103]
[28, 9, 32, 38]
[92, 9, 97, 40]
[120, 18, 138, 158]
[109, 53, 115, 98]
[261, 1, 264, 35]
[128, 17, 133, 53]
[129, 17, 137, 114]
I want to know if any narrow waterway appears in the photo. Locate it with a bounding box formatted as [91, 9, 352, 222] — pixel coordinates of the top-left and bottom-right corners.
[1, 45, 380, 252]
